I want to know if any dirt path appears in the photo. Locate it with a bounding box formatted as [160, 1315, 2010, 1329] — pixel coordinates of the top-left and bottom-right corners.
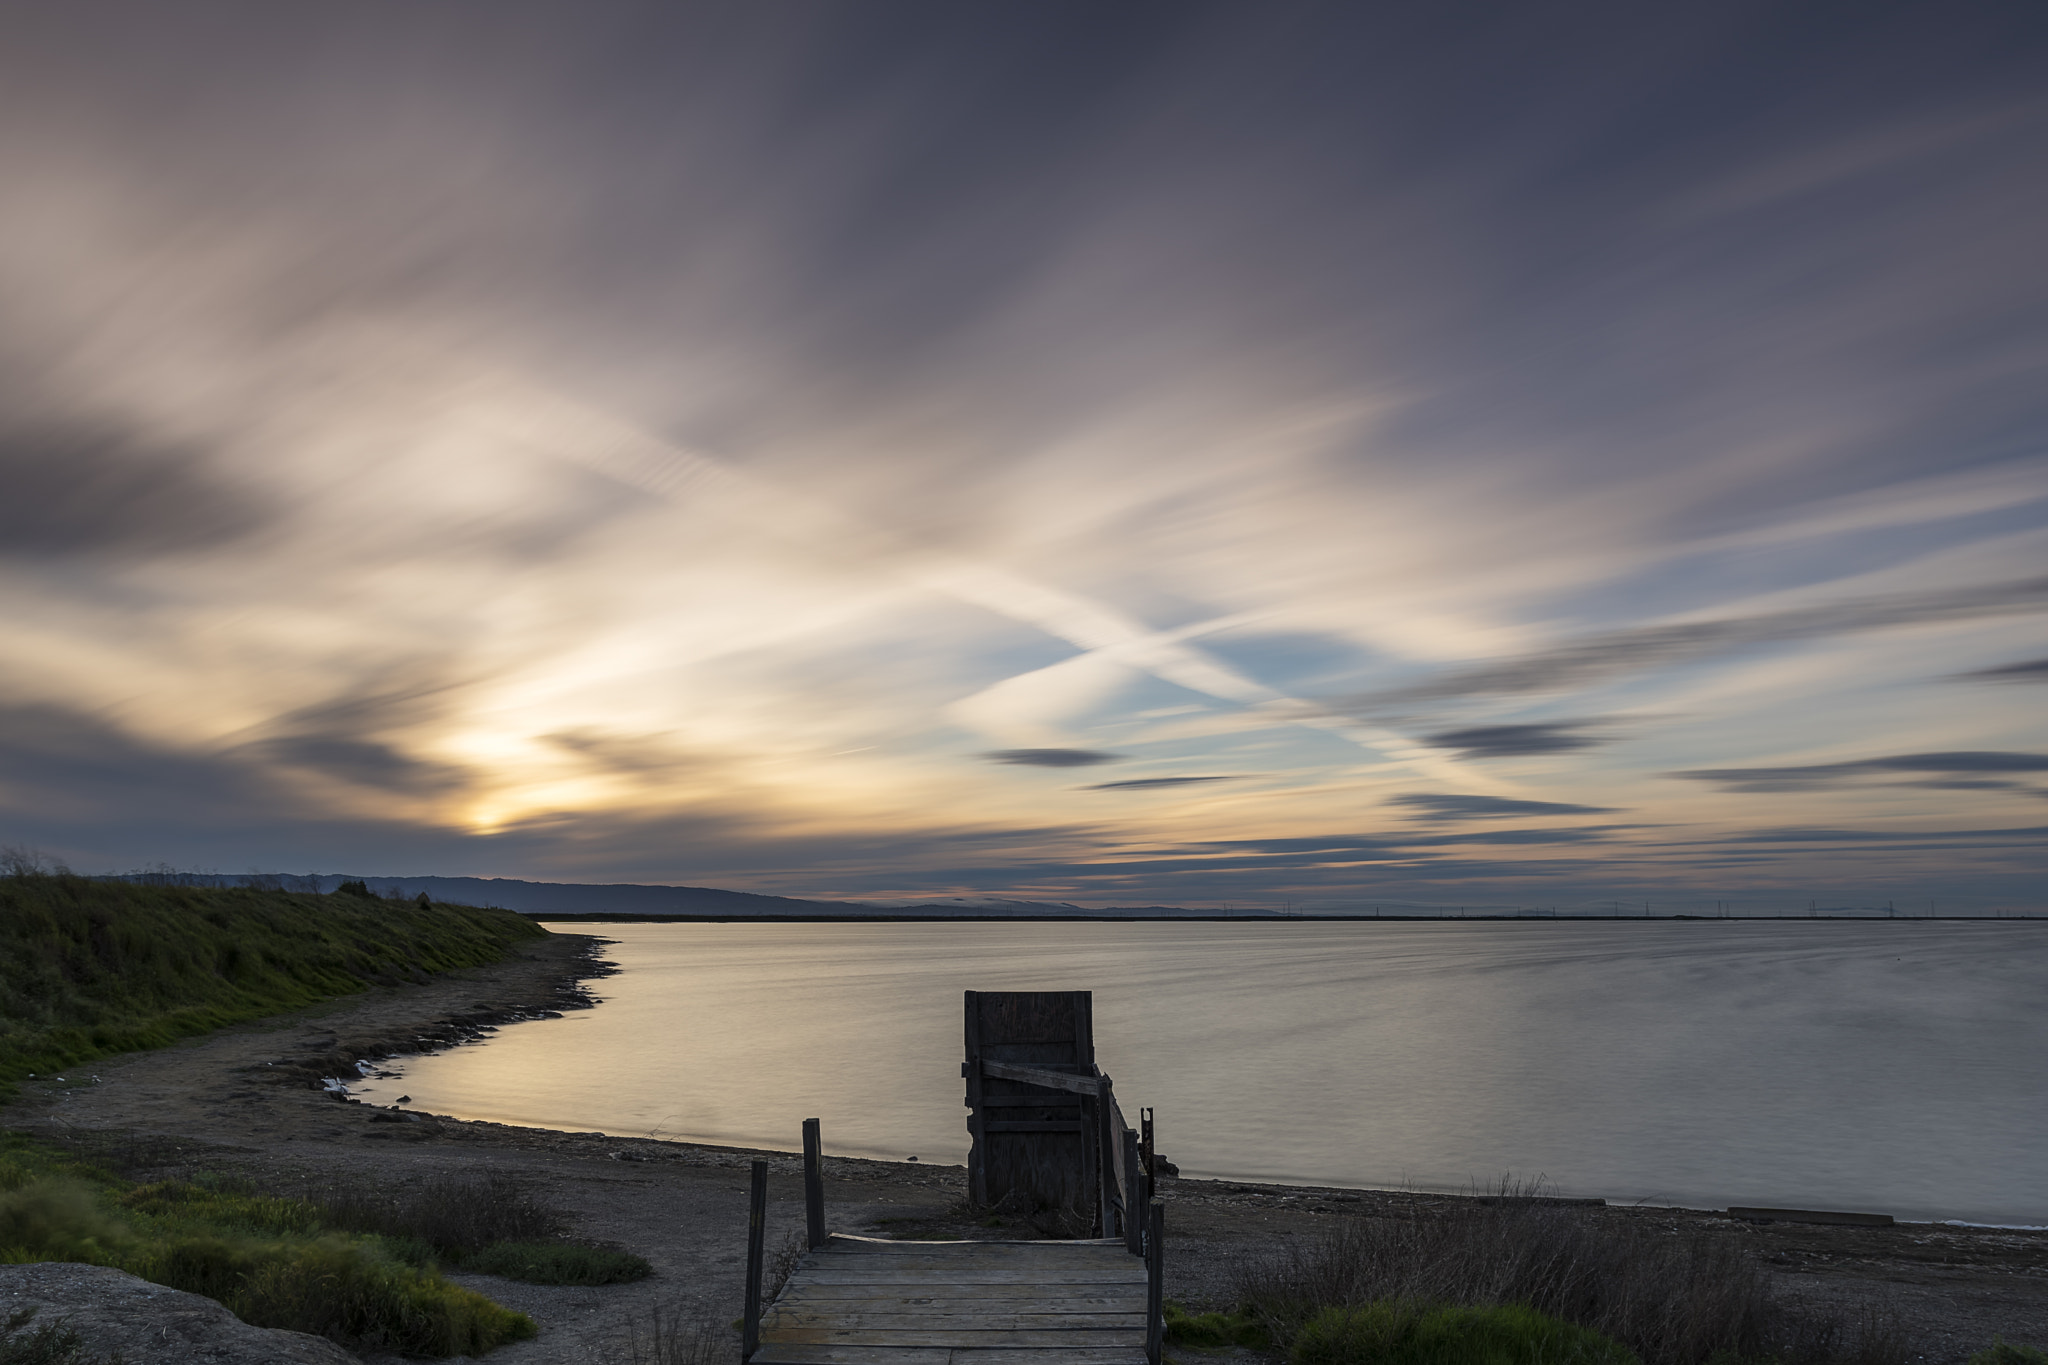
[6, 928, 2045, 1363]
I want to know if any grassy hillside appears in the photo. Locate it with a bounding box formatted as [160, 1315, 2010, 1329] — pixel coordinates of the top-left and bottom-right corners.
[0, 876, 546, 1098]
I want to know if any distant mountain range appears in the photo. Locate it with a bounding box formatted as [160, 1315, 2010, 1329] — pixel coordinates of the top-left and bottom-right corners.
[114, 871, 1258, 918]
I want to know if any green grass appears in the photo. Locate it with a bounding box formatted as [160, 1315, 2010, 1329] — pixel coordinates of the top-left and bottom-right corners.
[1292, 1301, 1638, 1365]
[0, 874, 544, 1099]
[464, 1240, 653, 1285]
[1971, 1345, 2048, 1365]
[1165, 1300, 1270, 1350]
[0, 1135, 533, 1356]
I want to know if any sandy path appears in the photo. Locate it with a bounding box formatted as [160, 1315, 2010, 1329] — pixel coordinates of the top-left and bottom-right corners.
[6, 929, 2044, 1363]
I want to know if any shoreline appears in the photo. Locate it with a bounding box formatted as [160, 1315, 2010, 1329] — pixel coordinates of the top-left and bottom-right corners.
[6, 927, 2045, 1362]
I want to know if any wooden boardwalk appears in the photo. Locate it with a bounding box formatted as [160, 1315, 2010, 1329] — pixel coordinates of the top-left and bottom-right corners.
[751, 1234, 1151, 1365]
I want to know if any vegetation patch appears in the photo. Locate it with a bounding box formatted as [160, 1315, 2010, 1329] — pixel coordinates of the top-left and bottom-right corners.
[1164, 1300, 1270, 1350]
[463, 1240, 652, 1286]
[1293, 1301, 1635, 1365]
[1, 1307, 110, 1365]
[1231, 1188, 1922, 1365]
[0, 873, 544, 1099]
[0, 1136, 533, 1356]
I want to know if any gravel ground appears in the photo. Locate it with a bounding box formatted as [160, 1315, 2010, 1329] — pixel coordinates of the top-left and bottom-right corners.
[7, 929, 2044, 1363]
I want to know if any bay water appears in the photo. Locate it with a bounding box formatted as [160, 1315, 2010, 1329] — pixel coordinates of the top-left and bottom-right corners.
[349, 919, 2048, 1224]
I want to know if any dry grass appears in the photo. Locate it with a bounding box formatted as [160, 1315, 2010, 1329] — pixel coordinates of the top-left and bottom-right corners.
[617, 1302, 736, 1365]
[1232, 1186, 1920, 1365]
[301, 1168, 562, 1258]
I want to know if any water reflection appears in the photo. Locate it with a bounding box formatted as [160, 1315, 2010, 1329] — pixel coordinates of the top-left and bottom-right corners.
[350, 920, 2048, 1224]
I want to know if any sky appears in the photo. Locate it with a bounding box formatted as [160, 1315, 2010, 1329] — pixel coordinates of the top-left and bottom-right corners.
[2, 2, 2045, 910]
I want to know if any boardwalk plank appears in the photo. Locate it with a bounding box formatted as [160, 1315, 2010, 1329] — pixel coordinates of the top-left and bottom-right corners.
[767, 1313, 1147, 1331]
[760, 1237, 1149, 1363]
[768, 1329, 1144, 1347]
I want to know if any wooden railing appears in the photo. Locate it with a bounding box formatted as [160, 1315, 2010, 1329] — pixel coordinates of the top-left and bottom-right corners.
[746, 1108, 1168, 1365]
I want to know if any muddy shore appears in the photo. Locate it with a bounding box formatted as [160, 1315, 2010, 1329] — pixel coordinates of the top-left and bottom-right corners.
[6, 928, 2044, 1364]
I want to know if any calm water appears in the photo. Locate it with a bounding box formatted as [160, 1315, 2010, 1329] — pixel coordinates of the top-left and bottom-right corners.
[350, 920, 2048, 1224]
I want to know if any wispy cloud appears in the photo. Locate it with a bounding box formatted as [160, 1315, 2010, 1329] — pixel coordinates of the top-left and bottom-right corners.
[1673, 751, 2048, 793]
[1422, 722, 1615, 759]
[0, 5, 2043, 906]
[1391, 794, 1619, 820]
[1084, 776, 1238, 791]
[984, 749, 1121, 768]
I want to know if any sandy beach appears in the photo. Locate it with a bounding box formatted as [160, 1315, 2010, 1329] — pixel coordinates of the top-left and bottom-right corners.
[6, 929, 2044, 1364]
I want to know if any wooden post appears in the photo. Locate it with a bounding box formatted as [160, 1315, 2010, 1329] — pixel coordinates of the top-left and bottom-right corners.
[742, 1158, 767, 1360]
[1096, 1076, 1118, 1238]
[802, 1117, 826, 1250]
[1122, 1126, 1144, 1254]
[963, 991, 987, 1208]
[1145, 1198, 1165, 1365]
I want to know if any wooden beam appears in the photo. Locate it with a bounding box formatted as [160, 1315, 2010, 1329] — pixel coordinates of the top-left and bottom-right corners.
[981, 1058, 1103, 1095]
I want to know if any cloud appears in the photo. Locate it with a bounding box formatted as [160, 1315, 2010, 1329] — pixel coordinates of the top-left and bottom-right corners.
[0, 415, 270, 560]
[1084, 775, 1237, 790]
[1422, 722, 1612, 759]
[1341, 577, 2048, 708]
[1955, 658, 2048, 683]
[1672, 751, 2048, 792]
[1391, 793, 1618, 820]
[983, 748, 1122, 767]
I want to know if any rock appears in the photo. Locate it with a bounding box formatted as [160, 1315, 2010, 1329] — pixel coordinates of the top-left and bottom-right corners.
[0, 1263, 362, 1365]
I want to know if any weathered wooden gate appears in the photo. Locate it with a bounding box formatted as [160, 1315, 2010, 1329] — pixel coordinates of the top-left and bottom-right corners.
[962, 988, 1151, 1240]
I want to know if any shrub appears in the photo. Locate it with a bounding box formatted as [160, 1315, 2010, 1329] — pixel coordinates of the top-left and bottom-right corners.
[1293, 1300, 1636, 1365]
[1232, 1198, 1919, 1365]
[302, 1169, 563, 1257]
[1165, 1300, 1270, 1349]
[0, 1141, 533, 1357]
[464, 1240, 652, 1286]
[1972, 1346, 2048, 1365]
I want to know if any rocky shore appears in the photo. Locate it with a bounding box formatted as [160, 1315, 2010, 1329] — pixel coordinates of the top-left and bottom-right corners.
[6, 928, 2044, 1363]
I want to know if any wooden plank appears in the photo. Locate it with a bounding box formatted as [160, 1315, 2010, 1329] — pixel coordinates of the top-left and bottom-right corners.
[976, 1093, 1084, 1108]
[981, 1058, 1101, 1095]
[749, 1347, 952, 1365]
[777, 1286, 1145, 1307]
[764, 1329, 1142, 1347]
[767, 1312, 1146, 1330]
[952, 1351, 1147, 1365]
[753, 1350, 1145, 1365]
[792, 1269, 1146, 1285]
[827, 1236, 1130, 1252]
[984, 1119, 1083, 1134]
[1725, 1206, 1895, 1227]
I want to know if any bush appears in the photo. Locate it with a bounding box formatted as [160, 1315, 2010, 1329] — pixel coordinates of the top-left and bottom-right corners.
[1294, 1301, 1636, 1365]
[302, 1169, 563, 1257]
[1232, 1197, 1919, 1365]
[464, 1240, 652, 1286]
[0, 1140, 533, 1356]
[1971, 1344, 2048, 1365]
[1165, 1300, 1270, 1349]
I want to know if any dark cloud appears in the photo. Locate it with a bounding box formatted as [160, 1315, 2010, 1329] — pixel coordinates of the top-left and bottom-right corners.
[1084, 776, 1236, 790]
[1342, 578, 2048, 708]
[1392, 793, 1619, 820]
[0, 417, 269, 560]
[984, 749, 1121, 767]
[1673, 751, 2048, 792]
[235, 736, 465, 795]
[1955, 658, 2048, 683]
[1423, 722, 1612, 759]
[1725, 825, 2048, 845]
